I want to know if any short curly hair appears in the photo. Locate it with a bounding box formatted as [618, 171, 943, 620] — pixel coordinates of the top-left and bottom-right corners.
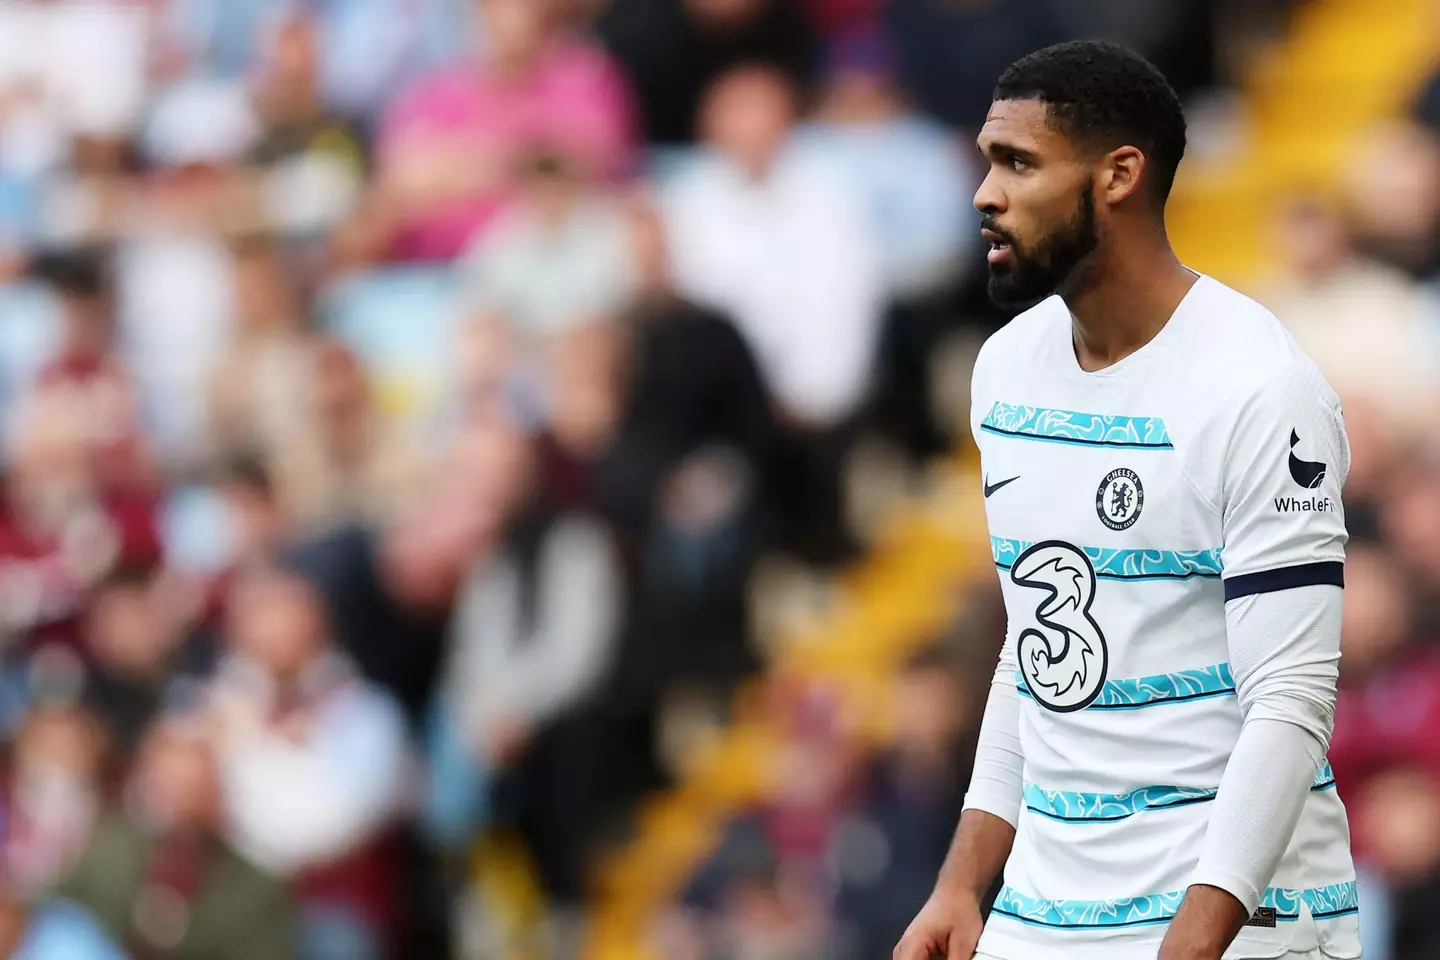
[995, 40, 1187, 208]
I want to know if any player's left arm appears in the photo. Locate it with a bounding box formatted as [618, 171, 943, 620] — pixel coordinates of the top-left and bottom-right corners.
[1160, 361, 1349, 960]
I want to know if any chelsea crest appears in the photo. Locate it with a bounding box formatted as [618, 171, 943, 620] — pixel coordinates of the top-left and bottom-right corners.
[1096, 468, 1143, 531]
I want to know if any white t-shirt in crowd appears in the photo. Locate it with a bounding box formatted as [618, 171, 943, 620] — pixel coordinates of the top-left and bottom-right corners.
[661, 148, 883, 426]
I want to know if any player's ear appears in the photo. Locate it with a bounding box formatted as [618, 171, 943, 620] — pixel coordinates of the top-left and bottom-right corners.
[1100, 145, 1145, 206]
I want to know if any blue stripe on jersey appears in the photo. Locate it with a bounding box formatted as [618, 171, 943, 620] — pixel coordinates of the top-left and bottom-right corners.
[992, 887, 1184, 929]
[1024, 783, 1216, 822]
[1300, 881, 1361, 919]
[1014, 663, 1236, 709]
[1023, 762, 1338, 823]
[992, 881, 1357, 929]
[1255, 882, 1359, 920]
[992, 537, 1223, 580]
[979, 402, 1173, 449]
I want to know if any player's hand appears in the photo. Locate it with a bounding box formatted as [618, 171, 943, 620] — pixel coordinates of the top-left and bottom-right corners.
[893, 887, 983, 960]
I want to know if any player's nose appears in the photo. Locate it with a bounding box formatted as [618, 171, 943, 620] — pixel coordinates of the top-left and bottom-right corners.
[973, 170, 1006, 217]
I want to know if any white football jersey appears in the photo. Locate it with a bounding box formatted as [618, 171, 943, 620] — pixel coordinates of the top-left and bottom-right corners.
[971, 275, 1361, 960]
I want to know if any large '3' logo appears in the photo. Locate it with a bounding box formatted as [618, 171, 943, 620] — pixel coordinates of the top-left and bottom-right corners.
[1011, 540, 1109, 713]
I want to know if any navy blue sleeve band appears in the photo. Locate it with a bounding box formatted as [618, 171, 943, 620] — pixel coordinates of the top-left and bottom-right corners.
[1223, 561, 1345, 601]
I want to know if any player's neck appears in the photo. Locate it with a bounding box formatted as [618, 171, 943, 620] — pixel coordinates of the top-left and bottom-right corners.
[1063, 240, 1197, 373]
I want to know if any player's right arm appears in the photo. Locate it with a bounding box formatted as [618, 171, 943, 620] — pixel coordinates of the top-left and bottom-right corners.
[895, 635, 1022, 960]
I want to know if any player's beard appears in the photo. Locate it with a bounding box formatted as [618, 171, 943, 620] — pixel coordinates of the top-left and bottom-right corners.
[986, 181, 1099, 309]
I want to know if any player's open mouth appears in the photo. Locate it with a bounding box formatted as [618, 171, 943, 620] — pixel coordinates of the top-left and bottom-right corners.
[981, 227, 1012, 265]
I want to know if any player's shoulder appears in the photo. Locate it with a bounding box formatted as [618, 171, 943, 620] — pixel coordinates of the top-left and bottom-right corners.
[971, 295, 1067, 391]
[1182, 275, 1337, 405]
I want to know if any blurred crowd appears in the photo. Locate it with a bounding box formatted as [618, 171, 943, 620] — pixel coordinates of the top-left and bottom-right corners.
[0, 0, 1434, 959]
[1265, 57, 1440, 959]
[0, 0, 1022, 956]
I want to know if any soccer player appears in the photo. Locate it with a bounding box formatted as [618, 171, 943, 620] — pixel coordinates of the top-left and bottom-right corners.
[894, 41, 1360, 960]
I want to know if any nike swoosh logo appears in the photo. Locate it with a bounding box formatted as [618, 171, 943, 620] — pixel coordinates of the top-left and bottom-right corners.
[984, 475, 1020, 498]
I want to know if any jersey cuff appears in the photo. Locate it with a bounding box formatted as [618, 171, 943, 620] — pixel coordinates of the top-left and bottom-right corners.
[961, 793, 1021, 830]
[1187, 867, 1263, 916]
[1222, 562, 1344, 602]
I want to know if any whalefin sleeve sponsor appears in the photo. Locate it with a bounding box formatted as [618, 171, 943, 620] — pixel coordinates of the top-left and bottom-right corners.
[1219, 362, 1349, 589]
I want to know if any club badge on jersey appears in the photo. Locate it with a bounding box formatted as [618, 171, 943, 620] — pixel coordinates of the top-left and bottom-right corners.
[1096, 468, 1144, 531]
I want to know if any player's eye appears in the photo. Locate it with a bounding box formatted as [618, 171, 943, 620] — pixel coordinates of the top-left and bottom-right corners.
[1010, 157, 1031, 172]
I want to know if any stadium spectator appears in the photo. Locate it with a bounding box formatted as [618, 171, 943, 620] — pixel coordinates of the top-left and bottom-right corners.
[283, 415, 511, 728]
[1379, 466, 1440, 622]
[160, 0, 468, 118]
[0, 695, 104, 899]
[0, 386, 161, 654]
[660, 647, 985, 960]
[668, 682, 863, 956]
[795, 25, 974, 300]
[0, 0, 150, 177]
[1257, 196, 1440, 438]
[1343, 118, 1440, 279]
[793, 23, 978, 460]
[82, 564, 204, 765]
[833, 647, 974, 958]
[663, 63, 880, 426]
[456, 151, 638, 348]
[663, 63, 880, 563]
[244, 11, 368, 246]
[210, 565, 407, 960]
[595, 196, 773, 705]
[353, 0, 635, 264]
[215, 455, 290, 573]
[34, 712, 295, 960]
[267, 337, 429, 533]
[32, 250, 149, 495]
[118, 89, 253, 465]
[207, 237, 315, 472]
[28, 131, 140, 254]
[596, 0, 817, 145]
[440, 413, 623, 944]
[309, 0, 476, 121]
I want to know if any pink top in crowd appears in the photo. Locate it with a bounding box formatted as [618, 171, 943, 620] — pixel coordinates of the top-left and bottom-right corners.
[378, 40, 636, 262]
